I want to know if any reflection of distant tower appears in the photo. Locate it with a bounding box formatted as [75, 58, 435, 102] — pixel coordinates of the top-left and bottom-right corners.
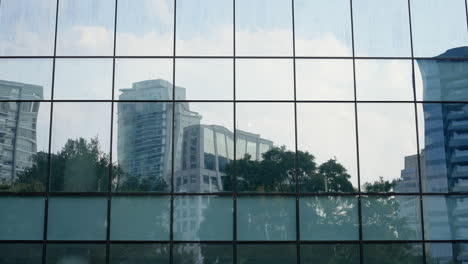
[117, 79, 200, 186]
[0, 80, 43, 184]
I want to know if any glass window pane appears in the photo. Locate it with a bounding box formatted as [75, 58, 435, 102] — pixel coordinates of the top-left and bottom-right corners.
[236, 103, 295, 192]
[0, 243, 42, 264]
[411, 0, 468, 58]
[353, 0, 411, 57]
[54, 59, 113, 100]
[110, 196, 170, 240]
[56, 0, 115, 56]
[294, 0, 352, 57]
[355, 60, 413, 101]
[174, 102, 233, 193]
[238, 244, 297, 264]
[112, 102, 171, 192]
[237, 196, 296, 241]
[0, 102, 50, 192]
[176, 0, 233, 56]
[236, 0, 293, 56]
[300, 196, 358, 240]
[114, 59, 173, 101]
[174, 244, 233, 264]
[425, 243, 468, 264]
[0, 0, 57, 56]
[363, 243, 423, 264]
[0, 59, 53, 100]
[50, 103, 111, 192]
[358, 103, 418, 193]
[236, 59, 294, 100]
[116, 0, 173, 56]
[362, 195, 422, 240]
[416, 58, 468, 102]
[300, 244, 360, 264]
[297, 103, 357, 193]
[47, 197, 107, 240]
[418, 103, 468, 193]
[175, 59, 233, 100]
[296, 59, 354, 101]
[46, 244, 106, 263]
[0, 197, 44, 240]
[109, 244, 169, 264]
[174, 196, 232, 241]
[423, 195, 468, 240]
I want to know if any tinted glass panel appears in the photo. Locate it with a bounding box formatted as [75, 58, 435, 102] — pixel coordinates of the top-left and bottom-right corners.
[0, 197, 44, 240]
[237, 196, 296, 241]
[236, 0, 293, 56]
[116, 0, 173, 56]
[296, 59, 354, 101]
[294, 0, 352, 57]
[300, 196, 358, 240]
[174, 244, 233, 264]
[300, 244, 360, 264]
[0, 0, 56, 56]
[358, 103, 418, 193]
[297, 103, 358, 192]
[47, 197, 107, 240]
[362, 195, 422, 240]
[0, 243, 42, 264]
[174, 196, 232, 241]
[363, 243, 423, 264]
[176, 0, 233, 56]
[110, 196, 170, 240]
[238, 244, 297, 264]
[425, 243, 468, 264]
[50, 103, 111, 192]
[46, 244, 106, 264]
[423, 195, 468, 240]
[56, 0, 115, 56]
[109, 244, 169, 264]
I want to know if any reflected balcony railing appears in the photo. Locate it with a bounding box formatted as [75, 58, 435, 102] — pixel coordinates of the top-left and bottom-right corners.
[449, 120, 468, 131]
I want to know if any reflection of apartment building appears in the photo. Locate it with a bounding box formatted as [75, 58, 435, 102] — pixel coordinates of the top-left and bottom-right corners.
[0, 80, 42, 184]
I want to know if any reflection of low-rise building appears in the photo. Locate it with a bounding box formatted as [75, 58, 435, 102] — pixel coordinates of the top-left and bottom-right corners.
[0, 80, 43, 184]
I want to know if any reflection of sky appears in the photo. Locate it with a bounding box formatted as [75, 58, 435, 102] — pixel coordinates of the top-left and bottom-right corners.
[1, 0, 467, 186]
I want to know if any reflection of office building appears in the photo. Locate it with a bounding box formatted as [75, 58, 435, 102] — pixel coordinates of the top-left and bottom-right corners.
[117, 79, 201, 186]
[396, 152, 423, 193]
[0, 80, 43, 184]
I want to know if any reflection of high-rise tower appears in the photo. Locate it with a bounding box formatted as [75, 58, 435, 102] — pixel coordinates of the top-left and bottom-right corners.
[0, 80, 43, 184]
[117, 79, 201, 186]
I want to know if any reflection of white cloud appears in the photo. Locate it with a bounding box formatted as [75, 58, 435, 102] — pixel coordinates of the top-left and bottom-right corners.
[296, 33, 352, 57]
[57, 26, 114, 56]
[144, 0, 173, 26]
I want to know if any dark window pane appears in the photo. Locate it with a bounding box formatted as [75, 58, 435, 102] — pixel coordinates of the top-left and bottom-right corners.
[294, 0, 352, 57]
[174, 196, 232, 241]
[113, 102, 171, 192]
[0, 197, 44, 240]
[116, 0, 173, 56]
[363, 243, 423, 264]
[423, 195, 468, 240]
[56, 0, 115, 56]
[46, 244, 106, 264]
[300, 196, 359, 240]
[238, 244, 297, 264]
[358, 103, 418, 193]
[237, 196, 296, 241]
[110, 196, 170, 240]
[176, 0, 233, 56]
[425, 243, 468, 264]
[109, 244, 169, 264]
[236, 0, 293, 56]
[362, 196, 422, 240]
[174, 103, 233, 193]
[300, 244, 360, 264]
[353, 0, 411, 57]
[297, 103, 357, 193]
[174, 244, 233, 264]
[54, 59, 113, 100]
[0, 243, 42, 264]
[0, 0, 57, 56]
[47, 197, 107, 240]
[50, 103, 111, 192]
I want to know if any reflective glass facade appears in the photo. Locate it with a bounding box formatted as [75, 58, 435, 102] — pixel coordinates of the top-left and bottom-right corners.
[0, 0, 468, 263]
